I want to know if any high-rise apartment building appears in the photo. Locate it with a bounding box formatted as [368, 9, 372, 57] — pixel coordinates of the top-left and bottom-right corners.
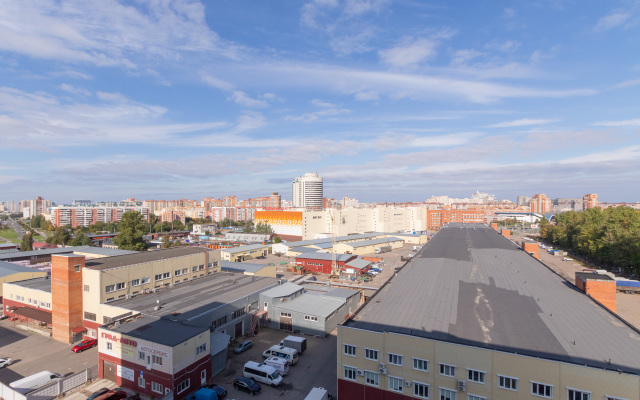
[530, 193, 551, 214]
[72, 200, 93, 206]
[292, 172, 323, 209]
[583, 193, 599, 210]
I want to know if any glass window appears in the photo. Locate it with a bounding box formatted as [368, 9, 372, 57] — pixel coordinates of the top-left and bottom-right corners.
[439, 363, 456, 377]
[151, 382, 163, 393]
[365, 348, 378, 361]
[440, 388, 456, 400]
[343, 344, 356, 356]
[414, 381, 429, 399]
[365, 371, 379, 386]
[498, 375, 518, 390]
[343, 366, 357, 381]
[568, 389, 590, 400]
[413, 358, 428, 371]
[388, 353, 403, 366]
[388, 376, 403, 392]
[531, 382, 553, 398]
[468, 369, 485, 383]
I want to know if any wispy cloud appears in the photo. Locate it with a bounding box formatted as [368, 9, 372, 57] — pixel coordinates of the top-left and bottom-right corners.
[487, 118, 559, 128]
[593, 119, 640, 127]
[595, 11, 632, 31]
[379, 37, 439, 67]
[613, 78, 640, 89]
[229, 91, 268, 108]
[284, 107, 351, 122]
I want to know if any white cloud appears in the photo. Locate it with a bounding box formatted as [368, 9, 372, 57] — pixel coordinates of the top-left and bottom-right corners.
[311, 99, 337, 108]
[201, 74, 235, 91]
[285, 107, 351, 122]
[593, 119, 640, 127]
[379, 38, 438, 67]
[595, 11, 631, 31]
[487, 118, 559, 128]
[613, 78, 640, 89]
[59, 84, 91, 97]
[229, 91, 268, 108]
[354, 91, 379, 101]
[486, 40, 521, 53]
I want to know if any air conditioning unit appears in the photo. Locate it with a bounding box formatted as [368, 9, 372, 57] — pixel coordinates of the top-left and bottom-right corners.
[379, 367, 387, 375]
[405, 381, 412, 387]
[457, 380, 466, 392]
[357, 369, 364, 376]
[379, 363, 386, 369]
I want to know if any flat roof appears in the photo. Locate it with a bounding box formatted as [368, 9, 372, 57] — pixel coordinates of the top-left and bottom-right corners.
[0, 261, 45, 277]
[343, 237, 403, 248]
[260, 282, 303, 298]
[104, 315, 208, 347]
[8, 277, 52, 293]
[109, 272, 278, 322]
[345, 258, 371, 270]
[221, 261, 269, 274]
[289, 246, 319, 254]
[85, 247, 210, 271]
[221, 243, 270, 254]
[0, 247, 74, 260]
[576, 272, 615, 281]
[346, 223, 640, 375]
[296, 253, 354, 262]
[71, 246, 139, 257]
[278, 294, 345, 318]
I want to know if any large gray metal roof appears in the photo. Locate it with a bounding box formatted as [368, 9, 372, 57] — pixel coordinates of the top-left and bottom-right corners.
[70, 246, 139, 257]
[0, 261, 45, 277]
[346, 223, 640, 375]
[260, 282, 304, 298]
[221, 261, 269, 274]
[7, 276, 52, 293]
[343, 237, 403, 248]
[105, 315, 209, 347]
[84, 247, 210, 271]
[278, 294, 346, 318]
[221, 243, 270, 254]
[295, 253, 354, 262]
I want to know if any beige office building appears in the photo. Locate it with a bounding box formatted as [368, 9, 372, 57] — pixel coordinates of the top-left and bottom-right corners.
[338, 224, 640, 400]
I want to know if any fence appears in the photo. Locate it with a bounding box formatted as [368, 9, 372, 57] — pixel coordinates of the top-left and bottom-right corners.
[0, 365, 98, 400]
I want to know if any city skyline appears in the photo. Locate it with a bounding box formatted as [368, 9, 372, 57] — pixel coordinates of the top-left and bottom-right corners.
[1, 1, 640, 203]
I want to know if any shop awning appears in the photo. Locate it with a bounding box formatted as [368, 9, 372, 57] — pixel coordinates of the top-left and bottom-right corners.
[12, 307, 52, 324]
[72, 326, 87, 334]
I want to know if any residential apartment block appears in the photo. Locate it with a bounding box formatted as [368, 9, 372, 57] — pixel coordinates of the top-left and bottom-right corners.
[51, 205, 150, 227]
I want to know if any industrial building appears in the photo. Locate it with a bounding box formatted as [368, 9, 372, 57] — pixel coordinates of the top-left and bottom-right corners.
[221, 261, 277, 277]
[259, 282, 361, 337]
[0, 260, 48, 300]
[295, 253, 356, 275]
[337, 223, 640, 400]
[220, 243, 271, 262]
[334, 237, 404, 255]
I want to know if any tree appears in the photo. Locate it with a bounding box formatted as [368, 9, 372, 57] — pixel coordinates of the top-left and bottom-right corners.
[71, 232, 92, 246]
[114, 211, 146, 251]
[20, 232, 34, 251]
[243, 220, 254, 233]
[273, 236, 282, 243]
[161, 235, 172, 249]
[255, 222, 274, 234]
[48, 227, 72, 246]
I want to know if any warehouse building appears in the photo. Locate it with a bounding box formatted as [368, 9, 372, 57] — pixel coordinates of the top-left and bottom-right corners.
[295, 253, 356, 274]
[338, 223, 640, 400]
[0, 260, 48, 300]
[220, 243, 270, 262]
[334, 237, 404, 255]
[221, 261, 277, 277]
[259, 282, 361, 337]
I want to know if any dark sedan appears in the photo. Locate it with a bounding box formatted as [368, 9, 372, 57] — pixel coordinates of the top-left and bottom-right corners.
[233, 377, 261, 395]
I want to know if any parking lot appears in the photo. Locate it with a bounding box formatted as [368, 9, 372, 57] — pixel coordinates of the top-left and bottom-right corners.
[0, 320, 98, 385]
[216, 327, 337, 399]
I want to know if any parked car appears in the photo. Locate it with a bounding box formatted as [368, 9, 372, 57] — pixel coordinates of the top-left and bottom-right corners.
[87, 388, 111, 400]
[233, 339, 253, 354]
[72, 338, 97, 353]
[0, 357, 12, 368]
[204, 383, 227, 398]
[95, 390, 127, 400]
[233, 376, 261, 395]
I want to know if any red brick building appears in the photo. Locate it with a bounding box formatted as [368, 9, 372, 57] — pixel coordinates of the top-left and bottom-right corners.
[426, 209, 485, 229]
[296, 253, 356, 274]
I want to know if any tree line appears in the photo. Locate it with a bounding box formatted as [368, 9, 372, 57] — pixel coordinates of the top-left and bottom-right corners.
[540, 206, 640, 276]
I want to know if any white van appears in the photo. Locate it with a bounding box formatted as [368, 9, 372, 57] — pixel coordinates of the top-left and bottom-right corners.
[243, 361, 283, 387]
[262, 345, 299, 365]
[263, 356, 290, 376]
[304, 387, 329, 400]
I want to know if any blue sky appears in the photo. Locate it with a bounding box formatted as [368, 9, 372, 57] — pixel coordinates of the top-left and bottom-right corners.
[1, 0, 639, 204]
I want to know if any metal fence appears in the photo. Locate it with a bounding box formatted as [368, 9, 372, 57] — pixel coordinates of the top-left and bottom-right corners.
[0, 365, 99, 400]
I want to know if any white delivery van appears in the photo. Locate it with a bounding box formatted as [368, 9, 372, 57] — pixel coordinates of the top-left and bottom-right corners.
[262, 345, 299, 365]
[263, 356, 290, 376]
[304, 387, 330, 400]
[243, 361, 283, 387]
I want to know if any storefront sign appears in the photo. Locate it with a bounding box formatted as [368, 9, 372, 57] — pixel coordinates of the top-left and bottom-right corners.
[117, 365, 134, 381]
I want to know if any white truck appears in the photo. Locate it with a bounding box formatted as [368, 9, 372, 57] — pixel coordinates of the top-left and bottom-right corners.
[10, 371, 62, 394]
[375, 245, 392, 254]
[279, 335, 307, 354]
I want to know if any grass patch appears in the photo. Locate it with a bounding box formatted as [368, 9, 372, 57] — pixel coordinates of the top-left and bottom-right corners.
[0, 228, 19, 241]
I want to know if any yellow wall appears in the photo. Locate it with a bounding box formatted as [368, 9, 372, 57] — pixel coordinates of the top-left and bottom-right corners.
[0, 270, 48, 298]
[3, 281, 52, 310]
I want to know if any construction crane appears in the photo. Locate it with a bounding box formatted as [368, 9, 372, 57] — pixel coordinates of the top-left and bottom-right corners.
[329, 209, 340, 279]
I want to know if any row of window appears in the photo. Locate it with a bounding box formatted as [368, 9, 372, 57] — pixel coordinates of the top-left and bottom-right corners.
[344, 365, 600, 400]
[8, 294, 52, 309]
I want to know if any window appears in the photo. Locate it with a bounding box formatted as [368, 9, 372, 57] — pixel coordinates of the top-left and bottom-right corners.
[155, 274, 163, 281]
[498, 375, 518, 390]
[468, 395, 486, 400]
[74, 265, 80, 272]
[83, 285, 90, 292]
[196, 343, 207, 355]
[163, 272, 170, 279]
[139, 351, 145, 360]
[343, 366, 357, 381]
[413, 358, 428, 371]
[439, 388, 456, 400]
[343, 344, 356, 356]
[280, 312, 291, 317]
[151, 382, 163, 394]
[388, 376, 403, 392]
[141, 277, 150, 284]
[175, 270, 182, 276]
[304, 315, 318, 322]
[568, 389, 590, 400]
[468, 369, 485, 383]
[176, 379, 190, 394]
[388, 353, 403, 366]
[40, 301, 51, 308]
[84, 311, 97, 321]
[182, 268, 188, 274]
[105, 285, 115, 293]
[115, 282, 126, 290]
[193, 266, 198, 272]
[86, 328, 97, 338]
[152, 355, 163, 365]
[531, 382, 553, 398]
[365, 371, 379, 386]
[131, 279, 140, 287]
[439, 363, 456, 377]
[199, 264, 204, 270]
[606, 397, 629, 400]
[414, 382, 429, 399]
[138, 375, 145, 388]
[107, 343, 112, 350]
[232, 308, 246, 319]
[365, 348, 378, 361]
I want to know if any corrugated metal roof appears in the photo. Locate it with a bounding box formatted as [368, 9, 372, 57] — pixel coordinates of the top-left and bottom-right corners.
[260, 282, 303, 298]
[0, 261, 45, 277]
[342, 237, 403, 248]
[7, 276, 52, 293]
[347, 223, 640, 375]
[345, 258, 371, 269]
[221, 244, 271, 254]
[278, 294, 345, 318]
[289, 246, 319, 254]
[221, 261, 268, 273]
[295, 253, 354, 262]
[84, 247, 210, 270]
[71, 246, 139, 257]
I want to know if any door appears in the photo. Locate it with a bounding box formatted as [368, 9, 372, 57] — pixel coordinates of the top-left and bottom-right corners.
[234, 322, 243, 338]
[103, 360, 117, 382]
[279, 316, 293, 332]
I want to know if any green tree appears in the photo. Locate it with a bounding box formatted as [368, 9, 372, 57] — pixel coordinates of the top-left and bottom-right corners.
[71, 232, 92, 246]
[20, 232, 34, 251]
[273, 236, 282, 243]
[255, 222, 274, 234]
[243, 220, 254, 233]
[161, 235, 172, 249]
[48, 226, 72, 246]
[114, 211, 146, 251]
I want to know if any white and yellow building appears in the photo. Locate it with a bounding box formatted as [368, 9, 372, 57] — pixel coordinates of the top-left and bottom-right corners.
[338, 224, 640, 400]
